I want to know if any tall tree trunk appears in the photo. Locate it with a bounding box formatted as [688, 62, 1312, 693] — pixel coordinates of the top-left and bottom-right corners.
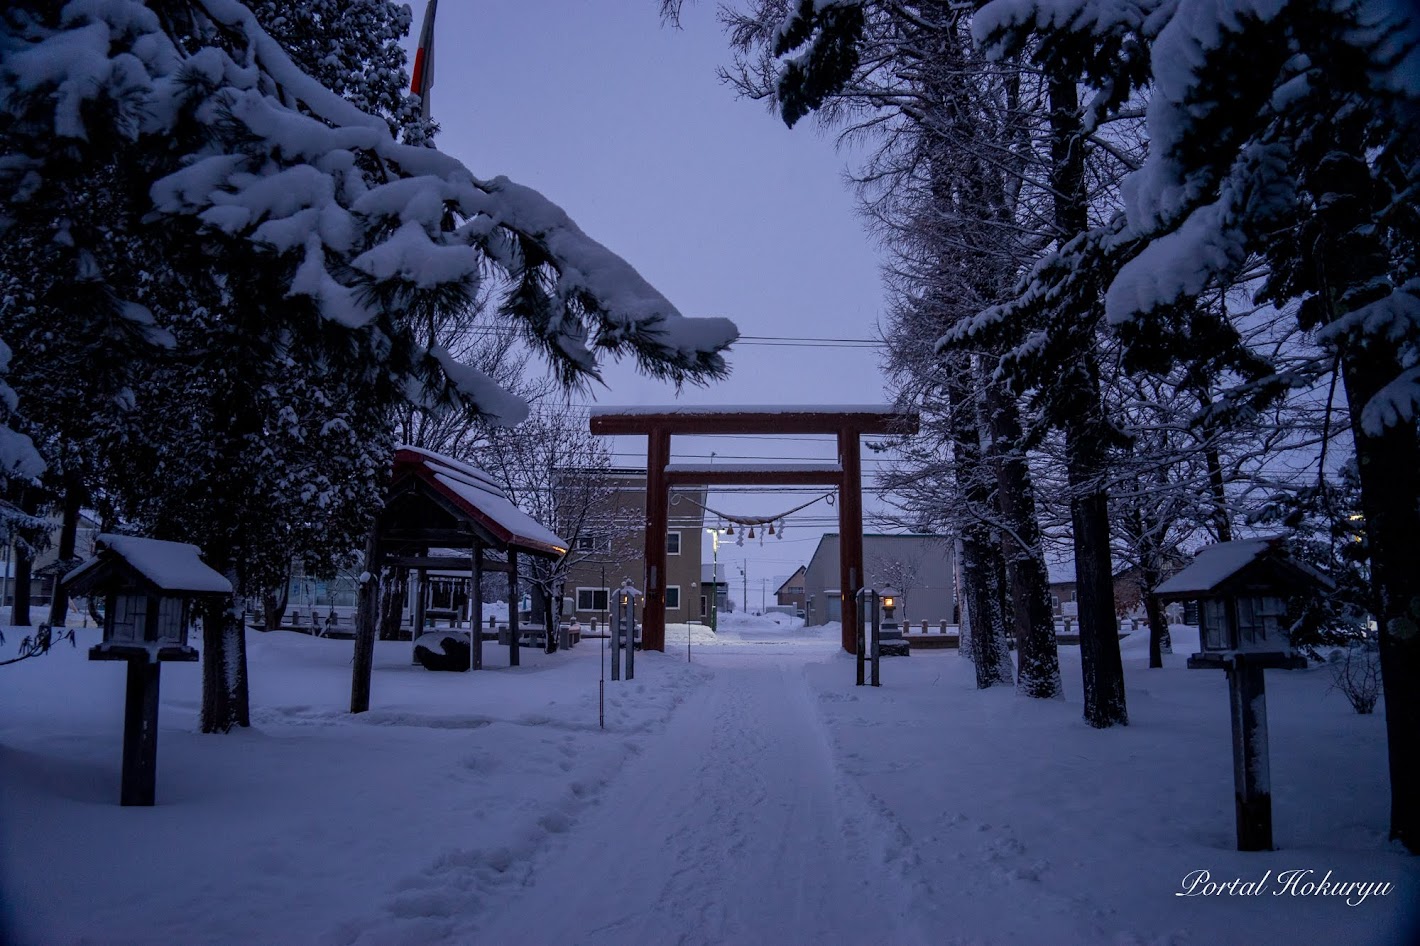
[1140, 558, 1168, 669]
[12, 538, 32, 627]
[1068, 427, 1128, 726]
[985, 382, 1062, 698]
[46, 483, 82, 627]
[261, 567, 290, 632]
[1309, 137, 1420, 852]
[351, 533, 380, 714]
[947, 358, 1013, 688]
[199, 579, 248, 733]
[378, 566, 405, 640]
[962, 529, 1014, 688]
[1050, 75, 1127, 727]
[1196, 390, 1234, 542]
[1341, 349, 1420, 852]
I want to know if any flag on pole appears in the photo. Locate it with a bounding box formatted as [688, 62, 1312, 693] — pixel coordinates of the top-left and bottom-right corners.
[410, 0, 438, 120]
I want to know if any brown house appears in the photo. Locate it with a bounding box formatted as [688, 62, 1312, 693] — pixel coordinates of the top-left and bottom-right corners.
[558, 469, 705, 625]
[775, 566, 807, 613]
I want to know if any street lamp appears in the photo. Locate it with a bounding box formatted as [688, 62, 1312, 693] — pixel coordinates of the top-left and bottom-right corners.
[704, 528, 720, 633]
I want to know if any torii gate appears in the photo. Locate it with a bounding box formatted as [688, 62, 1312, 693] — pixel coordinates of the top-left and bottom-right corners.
[589, 406, 919, 654]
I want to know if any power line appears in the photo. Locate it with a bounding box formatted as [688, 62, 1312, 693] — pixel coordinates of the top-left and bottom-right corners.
[455, 325, 883, 350]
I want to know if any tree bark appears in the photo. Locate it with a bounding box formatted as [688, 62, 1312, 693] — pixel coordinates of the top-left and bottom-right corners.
[46, 483, 82, 627]
[199, 585, 248, 733]
[1197, 390, 1234, 542]
[1341, 352, 1420, 852]
[12, 540, 32, 627]
[962, 530, 1013, 688]
[1050, 74, 1127, 727]
[378, 566, 405, 640]
[261, 571, 289, 633]
[351, 533, 380, 713]
[1069, 436, 1129, 726]
[1144, 587, 1169, 668]
[985, 382, 1062, 698]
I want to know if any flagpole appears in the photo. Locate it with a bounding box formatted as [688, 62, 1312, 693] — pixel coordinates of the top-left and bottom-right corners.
[411, 0, 438, 121]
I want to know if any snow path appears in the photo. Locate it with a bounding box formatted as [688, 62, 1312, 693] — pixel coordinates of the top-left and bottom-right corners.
[471, 652, 930, 946]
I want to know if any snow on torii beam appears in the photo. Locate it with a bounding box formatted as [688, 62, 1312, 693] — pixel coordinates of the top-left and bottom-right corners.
[589, 406, 919, 654]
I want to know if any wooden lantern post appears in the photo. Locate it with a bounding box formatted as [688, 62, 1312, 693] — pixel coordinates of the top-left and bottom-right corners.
[61, 535, 231, 807]
[1156, 539, 1331, 851]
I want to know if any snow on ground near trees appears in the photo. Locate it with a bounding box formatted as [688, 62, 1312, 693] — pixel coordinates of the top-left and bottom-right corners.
[2, 617, 1416, 945]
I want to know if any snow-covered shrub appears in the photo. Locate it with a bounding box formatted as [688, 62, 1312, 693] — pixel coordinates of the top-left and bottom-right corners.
[1330, 639, 1382, 715]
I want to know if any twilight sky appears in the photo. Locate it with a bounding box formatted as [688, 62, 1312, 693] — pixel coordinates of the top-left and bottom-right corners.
[403, 0, 909, 600]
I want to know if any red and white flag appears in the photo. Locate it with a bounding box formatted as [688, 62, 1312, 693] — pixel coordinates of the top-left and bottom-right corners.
[410, 0, 438, 119]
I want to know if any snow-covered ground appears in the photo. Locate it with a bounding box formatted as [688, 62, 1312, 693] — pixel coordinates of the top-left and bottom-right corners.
[2, 616, 1415, 945]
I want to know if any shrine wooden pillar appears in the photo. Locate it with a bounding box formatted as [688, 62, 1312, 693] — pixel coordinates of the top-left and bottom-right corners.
[508, 548, 520, 667]
[643, 427, 671, 652]
[838, 426, 864, 654]
[470, 535, 484, 671]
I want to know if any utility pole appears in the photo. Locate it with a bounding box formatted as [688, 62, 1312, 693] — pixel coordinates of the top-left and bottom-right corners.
[741, 561, 748, 614]
[761, 578, 766, 612]
[705, 528, 720, 632]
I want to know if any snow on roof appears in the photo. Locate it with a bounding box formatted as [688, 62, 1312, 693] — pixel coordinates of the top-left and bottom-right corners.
[1153, 539, 1276, 596]
[589, 404, 901, 416]
[394, 446, 567, 557]
[65, 534, 232, 595]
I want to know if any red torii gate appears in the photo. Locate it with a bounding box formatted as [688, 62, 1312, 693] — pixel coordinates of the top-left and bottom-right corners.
[588, 406, 919, 653]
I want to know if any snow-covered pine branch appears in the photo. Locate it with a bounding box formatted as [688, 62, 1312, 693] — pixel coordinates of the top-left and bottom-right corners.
[0, 0, 737, 425]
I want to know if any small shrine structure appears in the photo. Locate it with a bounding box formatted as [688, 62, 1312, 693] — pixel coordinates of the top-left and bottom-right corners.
[350, 446, 567, 710]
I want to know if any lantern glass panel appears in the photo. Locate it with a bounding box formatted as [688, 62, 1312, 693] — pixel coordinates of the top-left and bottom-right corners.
[1236, 596, 1287, 650]
[1202, 599, 1229, 650]
[156, 597, 185, 644]
[110, 594, 146, 643]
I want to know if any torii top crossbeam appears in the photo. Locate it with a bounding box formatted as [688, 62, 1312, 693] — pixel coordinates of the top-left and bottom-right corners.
[589, 404, 911, 436]
[589, 405, 919, 653]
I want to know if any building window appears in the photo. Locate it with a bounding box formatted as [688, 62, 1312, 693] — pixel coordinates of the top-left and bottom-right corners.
[666, 586, 681, 610]
[1051, 594, 1060, 609]
[576, 587, 609, 612]
[700, 594, 707, 616]
[574, 533, 611, 553]
[666, 531, 681, 555]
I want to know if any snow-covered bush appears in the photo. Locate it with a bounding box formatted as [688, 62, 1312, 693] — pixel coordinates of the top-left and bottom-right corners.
[1330, 639, 1383, 716]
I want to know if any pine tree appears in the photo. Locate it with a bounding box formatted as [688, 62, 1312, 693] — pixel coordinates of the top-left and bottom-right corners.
[1, 0, 736, 730]
[1091, 0, 1420, 848]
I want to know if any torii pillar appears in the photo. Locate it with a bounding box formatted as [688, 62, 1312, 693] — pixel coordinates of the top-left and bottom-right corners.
[589, 407, 918, 653]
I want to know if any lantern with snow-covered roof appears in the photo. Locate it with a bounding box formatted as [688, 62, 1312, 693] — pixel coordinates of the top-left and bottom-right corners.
[1154, 537, 1331, 665]
[1153, 538, 1333, 851]
[63, 534, 231, 660]
[61, 535, 232, 807]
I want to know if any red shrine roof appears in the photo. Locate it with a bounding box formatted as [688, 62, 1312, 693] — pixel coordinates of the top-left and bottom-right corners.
[391, 446, 567, 558]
